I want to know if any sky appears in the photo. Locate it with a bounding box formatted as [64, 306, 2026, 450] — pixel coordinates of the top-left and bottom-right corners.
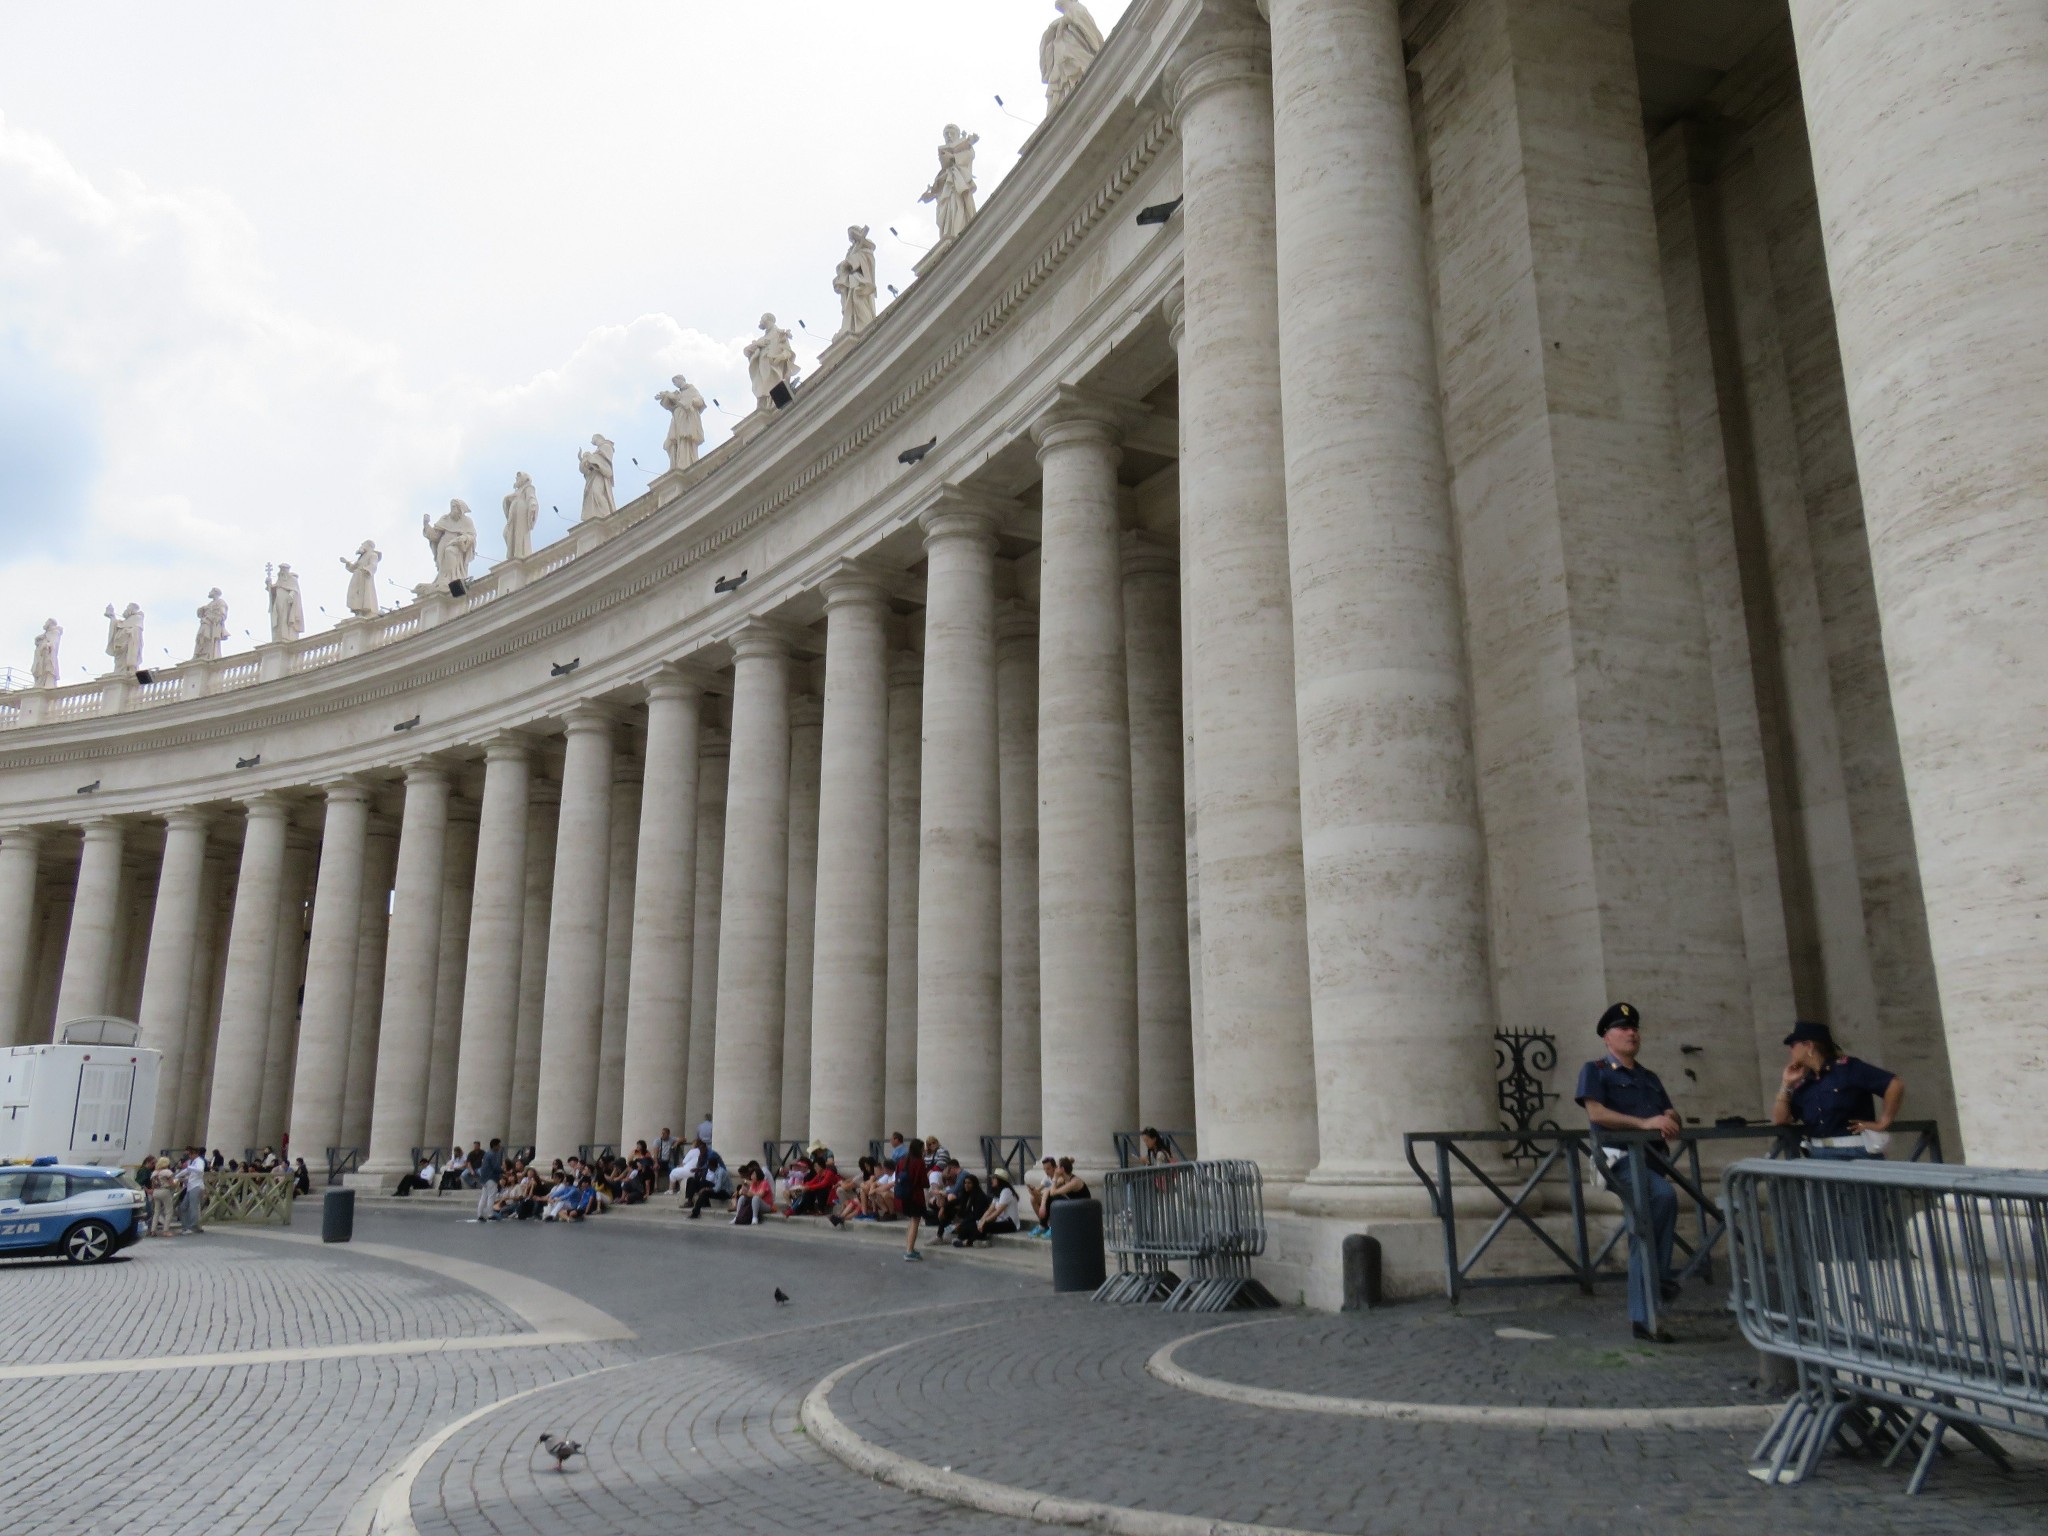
[0, 0, 1132, 684]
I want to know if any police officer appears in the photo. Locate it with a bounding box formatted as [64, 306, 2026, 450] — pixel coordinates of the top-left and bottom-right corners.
[1575, 1002, 1681, 1343]
[1770, 1021, 1903, 1159]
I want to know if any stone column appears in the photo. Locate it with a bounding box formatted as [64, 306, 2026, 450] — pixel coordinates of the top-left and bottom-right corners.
[508, 782, 558, 1147]
[451, 737, 531, 1148]
[1122, 532, 1195, 1131]
[202, 795, 293, 1157]
[135, 811, 211, 1151]
[808, 568, 893, 1156]
[0, 829, 44, 1048]
[712, 623, 794, 1164]
[884, 650, 922, 1131]
[620, 667, 704, 1151]
[780, 692, 824, 1139]
[288, 782, 371, 1159]
[995, 603, 1042, 1133]
[256, 838, 314, 1149]
[1267, 0, 1496, 1211]
[339, 819, 397, 1154]
[535, 709, 615, 1161]
[687, 727, 729, 1136]
[422, 804, 478, 1150]
[54, 817, 127, 1025]
[359, 764, 451, 1181]
[916, 495, 1004, 1158]
[1166, 40, 1320, 1181]
[1033, 403, 1139, 1169]
[1788, 0, 2048, 1166]
[175, 850, 230, 1149]
[595, 756, 642, 1147]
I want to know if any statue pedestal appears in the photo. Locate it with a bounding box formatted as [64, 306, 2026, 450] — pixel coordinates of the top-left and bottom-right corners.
[418, 592, 456, 631]
[180, 664, 210, 701]
[256, 644, 290, 684]
[99, 674, 136, 715]
[728, 409, 774, 450]
[817, 330, 866, 370]
[492, 558, 529, 597]
[338, 618, 371, 658]
[912, 237, 957, 278]
[571, 519, 615, 558]
[18, 689, 48, 726]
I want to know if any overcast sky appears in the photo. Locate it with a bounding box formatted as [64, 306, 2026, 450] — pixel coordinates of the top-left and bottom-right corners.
[0, 0, 1132, 683]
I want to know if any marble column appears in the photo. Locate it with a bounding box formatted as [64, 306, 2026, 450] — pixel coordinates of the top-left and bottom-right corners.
[507, 781, 559, 1147]
[884, 650, 923, 1132]
[916, 495, 1004, 1158]
[256, 838, 313, 1149]
[423, 805, 478, 1150]
[135, 811, 211, 1151]
[288, 784, 371, 1158]
[594, 757, 642, 1146]
[451, 737, 532, 1148]
[360, 763, 451, 1180]
[1166, 40, 1320, 1181]
[712, 623, 794, 1164]
[1033, 404, 1139, 1169]
[995, 603, 1042, 1133]
[1788, 0, 2048, 1166]
[535, 708, 615, 1161]
[1122, 532, 1195, 1131]
[175, 851, 230, 1149]
[0, 829, 44, 1048]
[339, 819, 397, 1154]
[780, 692, 824, 1139]
[202, 795, 293, 1157]
[808, 568, 893, 1156]
[687, 727, 729, 1136]
[620, 667, 703, 1151]
[54, 818, 127, 1025]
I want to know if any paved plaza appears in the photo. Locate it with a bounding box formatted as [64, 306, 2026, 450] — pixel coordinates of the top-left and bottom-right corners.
[1, 1200, 2042, 1535]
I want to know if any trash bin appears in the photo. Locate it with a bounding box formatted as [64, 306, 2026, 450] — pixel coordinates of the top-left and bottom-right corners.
[322, 1187, 355, 1244]
[1050, 1197, 1105, 1292]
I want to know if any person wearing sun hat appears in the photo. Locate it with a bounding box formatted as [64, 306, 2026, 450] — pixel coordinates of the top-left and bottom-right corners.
[1575, 1002, 1682, 1342]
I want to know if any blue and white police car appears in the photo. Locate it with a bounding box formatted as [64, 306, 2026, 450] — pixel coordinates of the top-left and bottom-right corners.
[0, 1156, 145, 1264]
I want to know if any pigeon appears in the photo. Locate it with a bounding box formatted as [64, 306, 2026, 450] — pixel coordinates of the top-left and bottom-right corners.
[773, 1287, 790, 1305]
[537, 1432, 583, 1472]
[898, 435, 938, 466]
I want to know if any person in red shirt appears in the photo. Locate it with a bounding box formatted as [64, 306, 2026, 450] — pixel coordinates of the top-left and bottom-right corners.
[895, 1139, 928, 1260]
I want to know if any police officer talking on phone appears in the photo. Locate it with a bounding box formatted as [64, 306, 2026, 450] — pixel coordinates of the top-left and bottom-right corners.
[1575, 1002, 1681, 1343]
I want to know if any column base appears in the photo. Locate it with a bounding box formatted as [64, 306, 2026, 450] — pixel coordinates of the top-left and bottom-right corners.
[344, 1164, 408, 1194]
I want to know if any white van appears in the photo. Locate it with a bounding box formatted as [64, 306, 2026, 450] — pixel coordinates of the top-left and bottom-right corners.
[0, 1018, 162, 1168]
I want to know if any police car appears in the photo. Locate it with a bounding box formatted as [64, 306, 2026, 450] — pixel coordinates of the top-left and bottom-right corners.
[0, 1157, 146, 1264]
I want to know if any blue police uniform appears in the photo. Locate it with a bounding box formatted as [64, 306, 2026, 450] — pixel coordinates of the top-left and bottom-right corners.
[1788, 1055, 1896, 1157]
[1576, 1054, 1679, 1328]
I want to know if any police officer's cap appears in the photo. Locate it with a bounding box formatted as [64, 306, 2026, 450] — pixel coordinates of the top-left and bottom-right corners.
[1781, 1020, 1836, 1049]
[1596, 1002, 1640, 1036]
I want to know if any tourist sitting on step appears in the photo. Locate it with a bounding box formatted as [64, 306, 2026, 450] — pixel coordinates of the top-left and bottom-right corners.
[670, 1138, 703, 1197]
[686, 1149, 732, 1218]
[959, 1172, 1023, 1245]
[827, 1156, 883, 1225]
[542, 1174, 579, 1220]
[1028, 1157, 1090, 1235]
[939, 1173, 990, 1244]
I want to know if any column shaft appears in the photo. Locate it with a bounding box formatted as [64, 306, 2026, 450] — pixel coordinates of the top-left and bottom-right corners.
[452, 740, 531, 1147]
[0, 830, 44, 1048]
[687, 731, 728, 1138]
[289, 785, 371, 1160]
[534, 712, 615, 1161]
[202, 797, 293, 1157]
[360, 765, 451, 1178]
[780, 694, 824, 1139]
[422, 809, 478, 1150]
[256, 840, 313, 1150]
[884, 653, 922, 1131]
[594, 763, 641, 1146]
[135, 813, 210, 1151]
[175, 854, 230, 1149]
[996, 607, 1042, 1133]
[508, 785, 558, 1146]
[339, 824, 397, 1154]
[55, 819, 127, 1025]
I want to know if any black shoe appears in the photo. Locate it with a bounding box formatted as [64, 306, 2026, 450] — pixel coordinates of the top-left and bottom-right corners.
[828, 1213, 844, 1228]
[1633, 1323, 1675, 1345]
[1660, 1280, 1682, 1303]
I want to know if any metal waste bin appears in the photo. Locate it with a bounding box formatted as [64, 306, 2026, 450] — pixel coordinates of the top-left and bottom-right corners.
[322, 1187, 355, 1244]
[1050, 1197, 1105, 1292]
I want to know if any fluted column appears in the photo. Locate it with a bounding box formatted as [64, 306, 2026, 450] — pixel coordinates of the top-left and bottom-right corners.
[0, 829, 44, 1048]
[55, 818, 127, 1026]
[595, 756, 642, 1146]
[1167, 40, 1319, 1181]
[535, 708, 615, 1161]
[359, 763, 451, 1180]
[1789, 0, 2048, 1166]
[203, 796, 293, 1156]
[288, 783, 371, 1158]
[687, 727, 729, 1136]
[712, 623, 794, 1163]
[507, 781, 558, 1146]
[620, 667, 704, 1150]
[451, 737, 531, 1148]
[916, 496, 1004, 1157]
[423, 804, 477, 1149]
[780, 692, 824, 1139]
[339, 819, 397, 1154]
[257, 837, 314, 1149]
[996, 604, 1043, 1135]
[135, 811, 211, 1151]
[884, 651, 922, 1131]
[1033, 404, 1140, 1168]
[809, 568, 893, 1155]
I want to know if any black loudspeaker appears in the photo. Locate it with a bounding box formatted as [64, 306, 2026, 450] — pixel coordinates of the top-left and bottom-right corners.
[135, 669, 154, 685]
[448, 579, 467, 597]
[769, 381, 795, 409]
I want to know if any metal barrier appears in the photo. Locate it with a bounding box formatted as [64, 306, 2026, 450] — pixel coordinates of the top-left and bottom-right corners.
[576, 1143, 616, 1165]
[1728, 1157, 2048, 1492]
[324, 1146, 362, 1186]
[409, 1145, 447, 1172]
[1112, 1129, 1197, 1169]
[980, 1134, 1041, 1186]
[1095, 1159, 1278, 1313]
[200, 1171, 295, 1225]
[763, 1139, 807, 1175]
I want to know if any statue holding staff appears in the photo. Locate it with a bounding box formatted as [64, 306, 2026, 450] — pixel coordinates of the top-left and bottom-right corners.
[919, 124, 980, 244]
[341, 542, 381, 618]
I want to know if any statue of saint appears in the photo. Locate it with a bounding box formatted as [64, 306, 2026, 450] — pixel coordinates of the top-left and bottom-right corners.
[103, 603, 144, 675]
[920, 124, 980, 244]
[193, 589, 229, 660]
[744, 314, 798, 410]
[578, 434, 617, 521]
[341, 541, 381, 618]
[833, 226, 879, 340]
[503, 471, 540, 559]
[1040, 0, 1105, 112]
[656, 378, 707, 471]
[423, 499, 479, 589]
[31, 618, 60, 689]
[265, 564, 305, 643]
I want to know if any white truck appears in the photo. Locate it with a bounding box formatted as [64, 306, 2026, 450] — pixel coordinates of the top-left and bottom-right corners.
[0, 1018, 162, 1167]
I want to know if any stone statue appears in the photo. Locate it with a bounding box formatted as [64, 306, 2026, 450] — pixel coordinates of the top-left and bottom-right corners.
[193, 589, 229, 661]
[341, 541, 381, 618]
[31, 618, 60, 689]
[503, 471, 539, 559]
[833, 226, 878, 340]
[1040, 0, 1105, 112]
[423, 499, 479, 589]
[743, 314, 798, 410]
[578, 434, 616, 521]
[656, 378, 706, 471]
[104, 604, 143, 675]
[920, 124, 980, 244]
[265, 564, 304, 643]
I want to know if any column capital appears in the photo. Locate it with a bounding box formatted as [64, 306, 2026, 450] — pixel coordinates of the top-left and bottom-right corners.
[723, 616, 805, 664]
[917, 485, 1015, 549]
[643, 661, 715, 703]
[0, 826, 45, 853]
[1030, 384, 1145, 457]
[700, 727, 732, 761]
[1121, 528, 1180, 580]
[396, 756, 455, 788]
[888, 649, 924, 690]
[240, 791, 295, 823]
[1163, 283, 1187, 352]
[314, 776, 375, 806]
[561, 702, 623, 736]
[1165, 34, 1271, 121]
[790, 692, 826, 729]
[995, 598, 1040, 649]
[76, 815, 126, 842]
[478, 730, 538, 765]
[527, 777, 563, 809]
[817, 557, 899, 612]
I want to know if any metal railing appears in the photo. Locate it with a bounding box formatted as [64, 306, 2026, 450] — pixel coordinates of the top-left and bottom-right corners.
[324, 1146, 362, 1186]
[1728, 1157, 2048, 1492]
[1112, 1129, 1197, 1169]
[980, 1134, 1040, 1186]
[763, 1139, 807, 1175]
[199, 1170, 295, 1225]
[1096, 1158, 1279, 1313]
[575, 1143, 616, 1166]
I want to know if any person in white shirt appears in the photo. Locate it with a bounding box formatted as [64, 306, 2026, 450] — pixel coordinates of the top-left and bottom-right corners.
[179, 1151, 208, 1234]
[959, 1172, 1023, 1245]
[670, 1140, 703, 1196]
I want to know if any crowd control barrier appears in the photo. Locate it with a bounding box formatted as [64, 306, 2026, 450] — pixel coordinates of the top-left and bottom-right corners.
[1727, 1157, 2048, 1492]
[1095, 1158, 1278, 1313]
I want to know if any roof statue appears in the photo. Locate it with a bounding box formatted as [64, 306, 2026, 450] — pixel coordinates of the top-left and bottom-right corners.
[1040, 1, 1105, 113]
[193, 588, 229, 660]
